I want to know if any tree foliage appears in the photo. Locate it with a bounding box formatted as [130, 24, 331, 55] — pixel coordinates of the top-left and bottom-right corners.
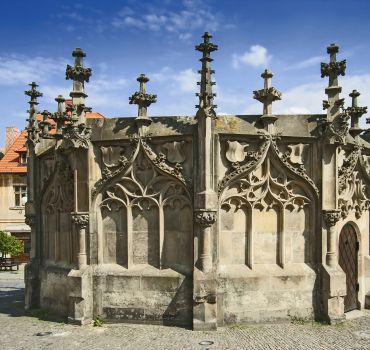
[0, 231, 23, 257]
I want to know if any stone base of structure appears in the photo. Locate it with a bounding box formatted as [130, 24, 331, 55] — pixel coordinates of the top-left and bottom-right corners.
[193, 269, 217, 331]
[217, 264, 318, 325]
[24, 262, 351, 329]
[320, 264, 346, 324]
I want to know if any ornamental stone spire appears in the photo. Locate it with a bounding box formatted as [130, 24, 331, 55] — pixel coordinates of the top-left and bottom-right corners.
[39, 110, 54, 138]
[347, 90, 367, 138]
[253, 69, 282, 132]
[129, 74, 157, 136]
[321, 43, 346, 120]
[25, 82, 42, 146]
[195, 32, 218, 115]
[66, 48, 92, 124]
[50, 95, 70, 138]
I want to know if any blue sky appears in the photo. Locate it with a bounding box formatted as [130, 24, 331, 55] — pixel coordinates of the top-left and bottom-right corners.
[1, 0, 370, 142]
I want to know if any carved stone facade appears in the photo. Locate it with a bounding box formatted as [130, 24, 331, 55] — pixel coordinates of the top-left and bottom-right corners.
[25, 35, 370, 329]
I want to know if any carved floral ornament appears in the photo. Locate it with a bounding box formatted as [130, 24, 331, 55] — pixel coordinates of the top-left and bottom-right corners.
[92, 138, 189, 199]
[317, 110, 350, 145]
[338, 144, 370, 219]
[71, 213, 89, 228]
[322, 209, 341, 227]
[219, 133, 318, 197]
[194, 210, 217, 228]
[61, 123, 92, 150]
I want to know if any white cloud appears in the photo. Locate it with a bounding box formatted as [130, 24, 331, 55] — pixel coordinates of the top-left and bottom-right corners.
[273, 81, 325, 114]
[218, 73, 370, 123]
[150, 67, 173, 82]
[113, 16, 145, 29]
[285, 55, 324, 70]
[179, 32, 192, 41]
[173, 69, 197, 92]
[232, 45, 271, 69]
[145, 14, 167, 31]
[0, 54, 131, 115]
[112, 0, 224, 38]
[89, 77, 129, 92]
[40, 79, 130, 113]
[271, 74, 370, 126]
[151, 67, 197, 93]
[0, 55, 67, 86]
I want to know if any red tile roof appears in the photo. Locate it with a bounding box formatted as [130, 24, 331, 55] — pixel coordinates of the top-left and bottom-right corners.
[0, 111, 104, 173]
[0, 130, 27, 173]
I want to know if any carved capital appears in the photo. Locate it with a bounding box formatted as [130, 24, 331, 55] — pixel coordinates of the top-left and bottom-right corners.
[71, 213, 89, 228]
[25, 215, 36, 226]
[194, 210, 217, 228]
[323, 209, 341, 227]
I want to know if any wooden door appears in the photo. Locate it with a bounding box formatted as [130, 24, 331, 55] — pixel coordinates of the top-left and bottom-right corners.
[338, 223, 359, 312]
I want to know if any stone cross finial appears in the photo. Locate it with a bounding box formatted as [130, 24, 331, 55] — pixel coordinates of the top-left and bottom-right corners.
[138, 73, 149, 95]
[321, 43, 346, 87]
[66, 48, 92, 120]
[25, 82, 42, 106]
[39, 110, 53, 138]
[253, 69, 282, 116]
[262, 69, 273, 89]
[346, 90, 367, 138]
[50, 95, 70, 137]
[195, 32, 218, 112]
[321, 43, 346, 120]
[129, 74, 157, 136]
[55, 95, 66, 113]
[129, 74, 157, 118]
[25, 82, 43, 146]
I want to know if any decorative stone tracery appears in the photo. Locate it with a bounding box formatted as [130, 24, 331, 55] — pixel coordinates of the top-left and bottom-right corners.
[338, 145, 370, 219]
[219, 134, 316, 268]
[97, 137, 192, 271]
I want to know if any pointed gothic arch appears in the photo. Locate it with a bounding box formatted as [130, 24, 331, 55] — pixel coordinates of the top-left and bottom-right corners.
[93, 139, 193, 274]
[219, 137, 317, 268]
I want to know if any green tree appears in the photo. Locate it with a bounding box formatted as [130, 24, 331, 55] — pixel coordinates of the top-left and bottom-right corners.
[0, 231, 23, 258]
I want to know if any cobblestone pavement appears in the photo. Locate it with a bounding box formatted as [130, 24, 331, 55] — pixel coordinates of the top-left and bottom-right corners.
[1, 267, 370, 350]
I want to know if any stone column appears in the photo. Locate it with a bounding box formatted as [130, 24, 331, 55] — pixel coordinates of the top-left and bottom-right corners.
[323, 209, 341, 267]
[193, 32, 219, 331]
[319, 44, 347, 323]
[194, 32, 218, 273]
[71, 212, 89, 269]
[195, 210, 217, 273]
[24, 82, 42, 310]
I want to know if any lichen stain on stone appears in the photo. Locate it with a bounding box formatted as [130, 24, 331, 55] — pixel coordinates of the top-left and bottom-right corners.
[215, 116, 240, 131]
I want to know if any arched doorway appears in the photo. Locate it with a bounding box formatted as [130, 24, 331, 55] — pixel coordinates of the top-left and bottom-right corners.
[338, 223, 359, 312]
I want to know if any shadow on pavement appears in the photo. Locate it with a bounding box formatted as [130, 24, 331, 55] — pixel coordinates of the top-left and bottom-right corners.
[0, 289, 26, 317]
[0, 270, 65, 323]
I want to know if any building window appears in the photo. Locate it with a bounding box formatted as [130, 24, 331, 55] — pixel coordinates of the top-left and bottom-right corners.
[20, 152, 27, 165]
[14, 185, 27, 207]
